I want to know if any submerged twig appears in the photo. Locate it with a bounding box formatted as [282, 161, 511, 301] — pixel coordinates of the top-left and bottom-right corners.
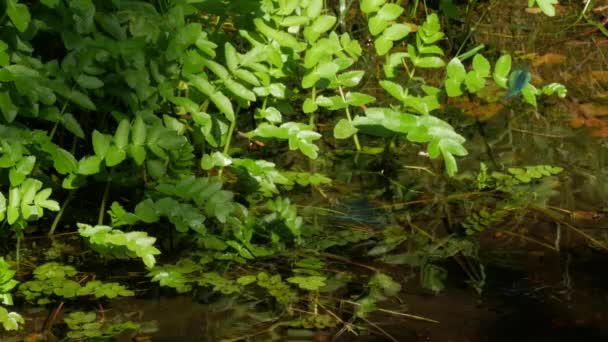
[319, 252, 380, 273]
[341, 300, 439, 324]
[534, 205, 608, 250]
[358, 315, 399, 342]
[511, 127, 570, 138]
[497, 229, 558, 251]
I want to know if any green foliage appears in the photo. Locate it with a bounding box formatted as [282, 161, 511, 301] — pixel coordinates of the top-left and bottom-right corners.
[343, 12, 473, 175]
[0, 306, 23, 331]
[262, 197, 303, 243]
[64, 311, 141, 340]
[290, 314, 337, 330]
[0, 0, 573, 337]
[491, 165, 563, 191]
[19, 262, 134, 305]
[248, 123, 322, 159]
[0, 258, 23, 331]
[148, 259, 202, 293]
[78, 224, 161, 268]
[353, 107, 467, 175]
[287, 275, 327, 291]
[465, 164, 563, 234]
[355, 273, 401, 317]
[0, 178, 59, 229]
[445, 53, 566, 108]
[0, 258, 18, 305]
[462, 208, 509, 235]
[256, 272, 296, 306]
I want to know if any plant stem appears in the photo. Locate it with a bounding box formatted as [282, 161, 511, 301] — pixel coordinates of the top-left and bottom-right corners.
[218, 106, 240, 178]
[49, 90, 73, 140]
[223, 119, 237, 156]
[309, 87, 317, 126]
[49, 190, 75, 236]
[97, 175, 112, 226]
[338, 85, 361, 151]
[16, 233, 21, 271]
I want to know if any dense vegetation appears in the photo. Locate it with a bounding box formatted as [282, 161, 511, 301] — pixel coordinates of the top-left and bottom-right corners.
[0, 0, 578, 340]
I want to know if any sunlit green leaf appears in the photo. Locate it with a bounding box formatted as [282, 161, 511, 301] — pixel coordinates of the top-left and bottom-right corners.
[521, 83, 538, 108]
[360, 0, 386, 14]
[224, 78, 256, 102]
[0, 307, 24, 331]
[333, 119, 358, 139]
[92, 131, 111, 158]
[381, 23, 411, 41]
[337, 71, 365, 87]
[303, 98, 318, 114]
[374, 36, 393, 56]
[533, 0, 558, 16]
[414, 56, 445, 68]
[472, 54, 491, 77]
[224, 43, 239, 73]
[368, 16, 390, 36]
[253, 18, 305, 51]
[446, 58, 466, 80]
[78, 156, 102, 175]
[493, 54, 511, 88]
[233, 69, 260, 86]
[105, 145, 126, 167]
[445, 78, 463, 97]
[376, 3, 404, 21]
[53, 148, 78, 174]
[345, 92, 375, 106]
[464, 71, 485, 93]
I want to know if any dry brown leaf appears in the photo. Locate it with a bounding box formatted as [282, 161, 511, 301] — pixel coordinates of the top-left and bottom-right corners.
[448, 97, 504, 120]
[579, 103, 608, 117]
[525, 7, 542, 14]
[532, 53, 566, 67]
[592, 125, 608, 137]
[590, 70, 608, 83]
[569, 115, 585, 129]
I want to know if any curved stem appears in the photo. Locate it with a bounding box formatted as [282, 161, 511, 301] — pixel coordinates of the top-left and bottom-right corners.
[49, 191, 75, 236]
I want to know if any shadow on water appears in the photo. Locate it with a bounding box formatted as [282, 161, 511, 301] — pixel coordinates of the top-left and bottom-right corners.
[96, 249, 607, 341]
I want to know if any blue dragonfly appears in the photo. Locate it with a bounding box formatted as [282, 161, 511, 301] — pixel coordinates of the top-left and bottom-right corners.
[331, 197, 387, 227]
[504, 68, 532, 99]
